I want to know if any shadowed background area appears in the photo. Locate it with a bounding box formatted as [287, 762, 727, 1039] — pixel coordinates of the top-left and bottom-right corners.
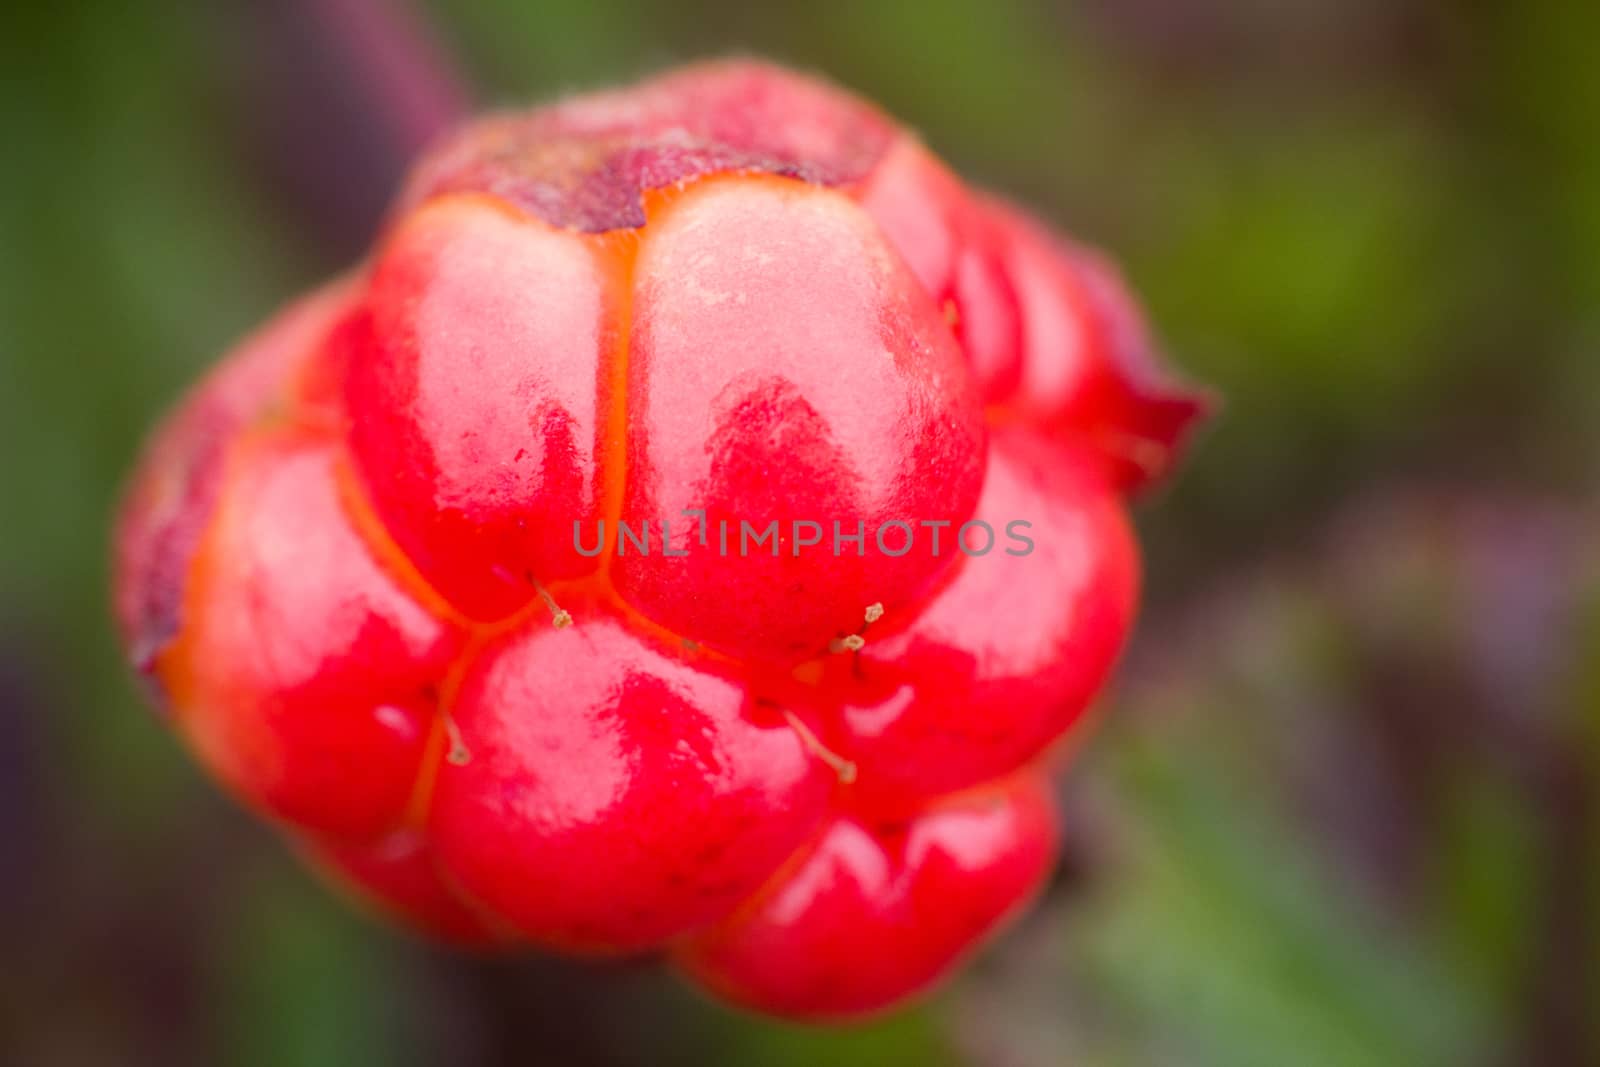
[2, 1, 1597, 1064]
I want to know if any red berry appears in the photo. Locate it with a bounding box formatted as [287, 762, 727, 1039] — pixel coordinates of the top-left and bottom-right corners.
[162, 426, 459, 839]
[615, 174, 985, 662]
[427, 612, 832, 952]
[114, 59, 1210, 1019]
[675, 774, 1060, 1020]
[806, 427, 1139, 819]
[345, 200, 625, 619]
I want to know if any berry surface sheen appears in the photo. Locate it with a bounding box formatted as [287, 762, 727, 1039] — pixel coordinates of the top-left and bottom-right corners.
[113, 60, 1210, 1021]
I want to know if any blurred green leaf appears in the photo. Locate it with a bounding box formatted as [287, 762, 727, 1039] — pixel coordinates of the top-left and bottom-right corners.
[1071, 725, 1495, 1067]
[217, 859, 420, 1067]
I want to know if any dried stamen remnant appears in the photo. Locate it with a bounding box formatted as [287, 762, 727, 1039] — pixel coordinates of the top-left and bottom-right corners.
[781, 709, 858, 784]
[444, 715, 472, 766]
[827, 604, 882, 654]
[535, 585, 573, 629]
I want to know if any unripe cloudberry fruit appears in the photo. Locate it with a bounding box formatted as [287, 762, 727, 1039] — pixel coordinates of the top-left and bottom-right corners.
[114, 60, 1210, 1020]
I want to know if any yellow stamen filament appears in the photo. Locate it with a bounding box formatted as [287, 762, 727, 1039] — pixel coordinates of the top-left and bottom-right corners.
[782, 709, 857, 783]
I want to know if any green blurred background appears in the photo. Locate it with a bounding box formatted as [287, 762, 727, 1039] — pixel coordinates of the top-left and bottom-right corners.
[3, 1, 1597, 1064]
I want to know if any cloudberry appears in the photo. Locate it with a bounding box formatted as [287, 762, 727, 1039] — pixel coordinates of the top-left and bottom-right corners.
[114, 60, 1210, 1020]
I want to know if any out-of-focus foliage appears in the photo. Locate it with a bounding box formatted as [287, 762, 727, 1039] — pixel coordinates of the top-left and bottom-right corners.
[1, 1, 1596, 1064]
[963, 493, 1600, 1066]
